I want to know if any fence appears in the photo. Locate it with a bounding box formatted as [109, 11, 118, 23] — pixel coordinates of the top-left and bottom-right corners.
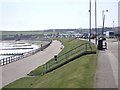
[0, 40, 52, 66]
[42, 42, 96, 74]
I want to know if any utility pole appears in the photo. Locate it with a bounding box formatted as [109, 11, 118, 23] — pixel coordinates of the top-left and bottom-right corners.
[89, 0, 91, 42]
[95, 0, 97, 44]
[102, 11, 105, 36]
[113, 21, 115, 30]
[102, 10, 108, 36]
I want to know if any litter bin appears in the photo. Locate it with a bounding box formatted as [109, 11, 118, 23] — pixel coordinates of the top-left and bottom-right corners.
[54, 54, 57, 61]
[98, 38, 103, 50]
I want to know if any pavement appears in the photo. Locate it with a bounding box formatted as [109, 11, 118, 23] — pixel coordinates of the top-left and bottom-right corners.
[80, 38, 118, 88]
[95, 39, 118, 88]
[0, 40, 63, 88]
[89, 39, 118, 88]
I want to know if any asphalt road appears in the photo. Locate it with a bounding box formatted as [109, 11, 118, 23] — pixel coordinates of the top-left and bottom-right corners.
[0, 40, 63, 88]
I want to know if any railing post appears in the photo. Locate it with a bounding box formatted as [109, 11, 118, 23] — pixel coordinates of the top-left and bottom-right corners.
[6, 58, 8, 64]
[89, 43, 92, 52]
[9, 57, 11, 63]
[3, 59, 4, 65]
[5, 58, 7, 64]
[43, 64, 46, 74]
[48, 62, 50, 69]
[4, 58, 6, 65]
[66, 54, 68, 61]
[11, 56, 13, 61]
[1, 59, 2, 65]
[0, 60, 1, 66]
[86, 43, 87, 52]
[46, 63, 47, 72]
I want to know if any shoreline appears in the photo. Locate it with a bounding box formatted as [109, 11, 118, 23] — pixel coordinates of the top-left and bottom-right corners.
[0, 40, 51, 60]
[0, 40, 51, 47]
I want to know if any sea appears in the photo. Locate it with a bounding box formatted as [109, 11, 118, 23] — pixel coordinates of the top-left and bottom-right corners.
[0, 42, 39, 60]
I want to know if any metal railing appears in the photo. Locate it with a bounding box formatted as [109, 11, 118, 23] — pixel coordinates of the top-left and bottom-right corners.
[0, 40, 52, 66]
[42, 42, 95, 74]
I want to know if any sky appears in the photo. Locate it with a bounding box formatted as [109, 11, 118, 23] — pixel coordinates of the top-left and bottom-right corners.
[0, 0, 119, 31]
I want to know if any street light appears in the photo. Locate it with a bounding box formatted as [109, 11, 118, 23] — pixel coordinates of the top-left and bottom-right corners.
[102, 10, 108, 36]
[89, 0, 91, 42]
[113, 20, 115, 30]
[95, 0, 97, 44]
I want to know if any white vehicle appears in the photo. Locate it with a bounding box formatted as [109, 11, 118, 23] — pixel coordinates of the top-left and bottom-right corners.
[106, 31, 114, 38]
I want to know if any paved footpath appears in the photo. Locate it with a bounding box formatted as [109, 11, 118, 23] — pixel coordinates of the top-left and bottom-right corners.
[94, 39, 118, 88]
[80, 38, 118, 88]
[0, 40, 63, 88]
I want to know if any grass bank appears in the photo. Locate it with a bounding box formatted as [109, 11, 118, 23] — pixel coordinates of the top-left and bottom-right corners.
[3, 38, 98, 88]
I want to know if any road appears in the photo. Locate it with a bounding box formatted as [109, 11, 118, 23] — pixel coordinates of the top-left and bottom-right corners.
[0, 40, 63, 88]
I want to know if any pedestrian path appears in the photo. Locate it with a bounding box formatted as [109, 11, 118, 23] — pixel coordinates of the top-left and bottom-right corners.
[0, 40, 63, 88]
[95, 50, 117, 88]
[79, 38, 118, 88]
[95, 39, 118, 88]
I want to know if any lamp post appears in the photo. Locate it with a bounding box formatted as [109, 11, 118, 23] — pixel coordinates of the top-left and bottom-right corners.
[89, 0, 91, 42]
[113, 20, 115, 30]
[95, 0, 97, 44]
[102, 10, 108, 36]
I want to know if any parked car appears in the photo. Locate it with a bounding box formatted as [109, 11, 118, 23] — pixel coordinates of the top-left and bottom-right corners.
[99, 36, 106, 40]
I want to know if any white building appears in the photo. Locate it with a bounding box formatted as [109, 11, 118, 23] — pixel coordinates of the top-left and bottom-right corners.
[106, 31, 115, 38]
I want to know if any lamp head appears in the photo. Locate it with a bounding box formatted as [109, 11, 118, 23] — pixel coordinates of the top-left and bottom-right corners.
[106, 10, 108, 12]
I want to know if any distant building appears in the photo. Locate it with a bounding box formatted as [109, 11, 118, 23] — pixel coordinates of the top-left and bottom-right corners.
[106, 31, 115, 38]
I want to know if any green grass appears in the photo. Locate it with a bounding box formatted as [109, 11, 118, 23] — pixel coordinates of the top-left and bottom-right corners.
[3, 38, 98, 88]
[29, 38, 95, 75]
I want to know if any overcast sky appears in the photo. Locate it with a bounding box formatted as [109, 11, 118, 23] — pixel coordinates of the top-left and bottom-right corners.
[0, 0, 119, 31]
